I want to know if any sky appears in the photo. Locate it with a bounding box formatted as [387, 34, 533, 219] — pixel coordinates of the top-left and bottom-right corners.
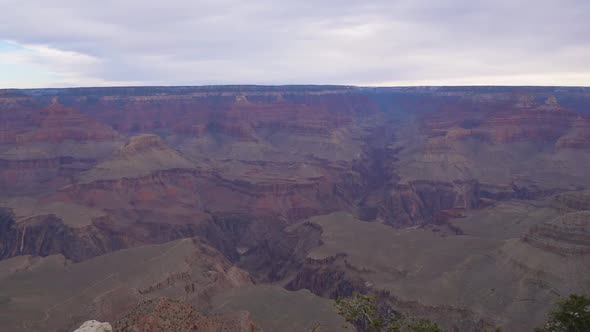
[1, 0, 589, 88]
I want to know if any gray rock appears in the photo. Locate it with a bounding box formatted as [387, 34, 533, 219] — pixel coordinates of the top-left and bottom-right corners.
[73, 320, 113, 332]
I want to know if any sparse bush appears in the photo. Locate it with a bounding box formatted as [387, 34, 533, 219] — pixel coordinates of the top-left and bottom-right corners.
[386, 317, 443, 332]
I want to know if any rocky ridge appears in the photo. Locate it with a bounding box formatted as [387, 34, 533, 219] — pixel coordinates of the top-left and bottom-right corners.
[113, 298, 256, 332]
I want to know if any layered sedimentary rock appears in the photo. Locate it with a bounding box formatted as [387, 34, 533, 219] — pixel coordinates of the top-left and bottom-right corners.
[0, 212, 125, 262]
[523, 211, 590, 255]
[378, 180, 480, 227]
[1, 86, 590, 331]
[79, 134, 195, 182]
[0, 100, 121, 194]
[418, 92, 577, 144]
[0, 100, 117, 144]
[0, 157, 84, 195]
[552, 190, 590, 210]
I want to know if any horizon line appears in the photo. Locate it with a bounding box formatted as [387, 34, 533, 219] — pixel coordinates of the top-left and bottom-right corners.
[3, 84, 590, 90]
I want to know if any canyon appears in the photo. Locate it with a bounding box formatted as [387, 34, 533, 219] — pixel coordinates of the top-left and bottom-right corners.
[0, 85, 589, 331]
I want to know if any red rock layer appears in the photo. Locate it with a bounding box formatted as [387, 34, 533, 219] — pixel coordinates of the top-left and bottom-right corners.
[419, 94, 580, 144]
[0, 101, 117, 144]
[114, 298, 256, 332]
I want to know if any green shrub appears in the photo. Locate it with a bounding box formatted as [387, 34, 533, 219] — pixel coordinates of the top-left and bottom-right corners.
[334, 293, 443, 332]
[535, 294, 590, 332]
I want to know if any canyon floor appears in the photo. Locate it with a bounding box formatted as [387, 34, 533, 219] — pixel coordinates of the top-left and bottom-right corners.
[0, 86, 589, 331]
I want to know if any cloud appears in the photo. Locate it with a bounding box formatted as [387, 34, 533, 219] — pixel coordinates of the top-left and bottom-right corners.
[0, 0, 589, 87]
[0, 40, 140, 87]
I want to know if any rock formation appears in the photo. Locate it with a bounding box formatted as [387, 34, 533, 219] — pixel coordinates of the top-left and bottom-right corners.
[0, 86, 590, 331]
[114, 298, 256, 332]
[523, 211, 590, 255]
[73, 320, 113, 332]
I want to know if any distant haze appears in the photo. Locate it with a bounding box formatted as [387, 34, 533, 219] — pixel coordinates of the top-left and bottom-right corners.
[1, 0, 589, 88]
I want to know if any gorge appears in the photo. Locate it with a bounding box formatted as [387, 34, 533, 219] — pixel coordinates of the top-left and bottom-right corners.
[0, 85, 589, 331]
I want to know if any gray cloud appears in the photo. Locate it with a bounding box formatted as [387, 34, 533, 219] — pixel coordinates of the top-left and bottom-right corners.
[1, 0, 589, 87]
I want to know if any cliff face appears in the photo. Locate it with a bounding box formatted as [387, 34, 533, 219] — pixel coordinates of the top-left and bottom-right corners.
[1, 86, 590, 331]
[416, 93, 583, 144]
[0, 212, 125, 262]
[1, 86, 589, 262]
[0, 100, 118, 144]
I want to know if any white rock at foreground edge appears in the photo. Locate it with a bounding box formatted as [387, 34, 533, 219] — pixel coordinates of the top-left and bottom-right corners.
[73, 320, 113, 332]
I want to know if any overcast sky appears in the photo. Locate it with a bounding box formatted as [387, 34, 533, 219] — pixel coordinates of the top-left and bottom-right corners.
[1, 0, 589, 88]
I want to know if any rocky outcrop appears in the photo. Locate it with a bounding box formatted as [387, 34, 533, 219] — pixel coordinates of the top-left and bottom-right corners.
[79, 134, 195, 182]
[30, 101, 118, 142]
[0, 101, 118, 144]
[522, 211, 590, 255]
[286, 253, 367, 299]
[113, 298, 256, 332]
[61, 163, 346, 225]
[552, 190, 590, 211]
[0, 212, 126, 262]
[74, 320, 113, 332]
[556, 116, 590, 149]
[544, 95, 559, 108]
[118, 134, 170, 155]
[177, 121, 259, 141]
[373, 180, 480, 227]
[230, 220, 324, 282]
[133, 240, 253, 303]
[483, 107, 575, 143]
[479, 182, 562, 201]
[0, 157, 90, 195]
[418, 91, 578, 144]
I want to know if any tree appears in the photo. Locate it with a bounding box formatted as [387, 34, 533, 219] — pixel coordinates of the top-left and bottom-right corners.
[535, 294, 590, 332]
[335, 293, 443, 332]
[335, 293, 383, 331]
